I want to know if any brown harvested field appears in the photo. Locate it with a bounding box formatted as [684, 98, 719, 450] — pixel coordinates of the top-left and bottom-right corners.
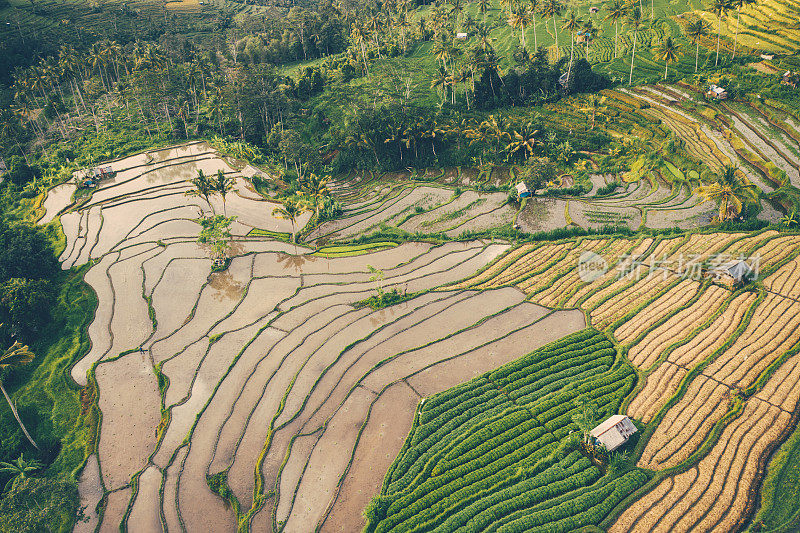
[765, 256, 800, 298]
[627, 285, 732, 369]
[669, 291, 758, 368]
[590, 274, 677, 330]
[517, 238, 612, 294]
[638, 377, 731, 470]
[613, 279, 700, 345]
[754, 234, 800, 269]
[703, 294, 800, 389]
[627, 362, 687, 423]
[613, 399, 791, 533]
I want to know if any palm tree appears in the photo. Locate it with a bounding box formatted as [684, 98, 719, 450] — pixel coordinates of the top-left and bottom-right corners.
[450, 0, 465, 27]
[299, 173, 332, 219]
[505, 124, 540, 162]
[528, 0, 541, 50]
[0, 341, 39, 450]
[582, 19, 599, 57]
[431, 67, 450, 105]
[686, 19, 711, 71]
[213, 170, 235, 216]
[185, 169, 215, 213]
[731, 0, 755, 59]
[542, 0, 564, 51]
[508, 6, 532, 51]
[0, 454, 43, 492]
[694, 165, 758, 221]
[433, 33, 453, 72]
[626, 6, 646, 85]
[579, 94, 606, 129]
[273, 197, 309, 245]
[655, 36, 682, 79]
[571, 398, 598, 444]
[351, 24, 370, 76]
[478, 0, 490, 22]
[710, 0, 732, 66]
[562, 11, 582, 81]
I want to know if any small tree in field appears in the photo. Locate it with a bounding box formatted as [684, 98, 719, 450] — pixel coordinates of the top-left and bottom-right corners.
[212, 170, 235, 216]
[272, 197, 309, 245]
[198, 215, 237, 265]
[185, 169, 214, 213]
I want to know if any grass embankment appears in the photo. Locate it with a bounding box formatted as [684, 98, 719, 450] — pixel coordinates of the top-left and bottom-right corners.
[0, 260, 97, 531]
[751, 421, 800, 532]
[311, 242, 399, 257]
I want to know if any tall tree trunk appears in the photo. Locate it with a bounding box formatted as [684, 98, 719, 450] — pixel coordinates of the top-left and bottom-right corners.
[732, 8, 740, 59]
[533, 13, 538, 50]
[568, 34, 574, 82]
[716, 14, 722, 66]
[629, 31, 637, 85]
[1, 382, 39, 450]
[696, 41, 700, 71]
[615, 21, 619, 58]
[552, 14, 559, 51]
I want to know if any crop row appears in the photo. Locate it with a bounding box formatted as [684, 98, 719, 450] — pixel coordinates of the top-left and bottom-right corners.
[613, 279, 700, 346]
[369, 330, 640, 532]
[627, 285, 731, 369]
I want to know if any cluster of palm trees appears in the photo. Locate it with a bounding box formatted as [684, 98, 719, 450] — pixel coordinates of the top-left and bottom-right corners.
[695, 164, 759, 221]
[185, 169, 235, 216]
[7, 36, 235, 151]
[272, 172, 333, 243]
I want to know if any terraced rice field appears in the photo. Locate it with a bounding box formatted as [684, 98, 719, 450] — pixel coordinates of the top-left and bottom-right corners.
[52, 144, 598, 532]
[449, 229, 800, 533]
[316, 167, 720, 239]
[316, 85, 800, 236]
[46, 139, 800, 532]
[368, 330, 645, 533]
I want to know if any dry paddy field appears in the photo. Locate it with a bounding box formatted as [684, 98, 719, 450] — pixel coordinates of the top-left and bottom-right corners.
[49, 144, 595, 532]
[451, 229, 800, 533]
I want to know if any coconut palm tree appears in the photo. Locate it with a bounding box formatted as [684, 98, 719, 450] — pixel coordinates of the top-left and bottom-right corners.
[731, 0, 755, 59]
[528, 0, 542, 50]
[508, 5, 532, 51]
[450, 0, 465, 27]
[273, 197, 309, 245]
[710, 0, 732, 66]
[0, 454, 43, 492]
[0, 341, 39, 450]
[212, 170, 235, 216]
[542, 0, 564, 51]
[579, 94, 606, 130]
[350, 23, 371, 76]
[694, 165, 758, 221]
[186, 169, 215, 213]
[571, 398, 598, 444]
[505, 123, 540, 162]
[478, 0, 490, 22]
[686, 19, 711, 71]
[626, 6, 646, 85]
[298, 173, 332, 219]
[655, 36, 682, 79]
[562, 11, 582, 76]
